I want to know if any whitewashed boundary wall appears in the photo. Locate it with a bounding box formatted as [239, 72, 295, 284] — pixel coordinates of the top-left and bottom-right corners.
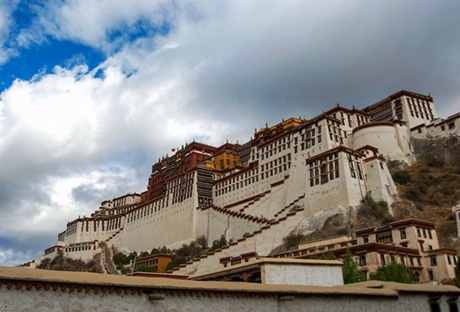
[2, 267, 460, 312]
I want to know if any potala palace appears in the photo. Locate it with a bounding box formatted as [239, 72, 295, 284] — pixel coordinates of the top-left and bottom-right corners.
[27, 90, 460, 276]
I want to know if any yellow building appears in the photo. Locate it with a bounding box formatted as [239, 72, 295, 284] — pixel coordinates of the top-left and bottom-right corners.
[213, 150, 240, 170]
[134, 254, 172, 273]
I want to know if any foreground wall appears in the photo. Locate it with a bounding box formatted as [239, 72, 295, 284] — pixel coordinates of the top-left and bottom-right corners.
[1, 267, 460, 312]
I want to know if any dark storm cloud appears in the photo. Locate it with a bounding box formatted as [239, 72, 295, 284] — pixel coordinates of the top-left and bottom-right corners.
[186, 1, 460, 125]
[71, 173, 148, 206]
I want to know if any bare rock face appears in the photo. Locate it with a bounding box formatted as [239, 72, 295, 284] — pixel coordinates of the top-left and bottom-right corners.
[391, 201, 419, 220]
[411, 135, 460, 167]
[299, 207, 356, 244]
[269, 206, 355, 254]
[297, 206, 355, 238]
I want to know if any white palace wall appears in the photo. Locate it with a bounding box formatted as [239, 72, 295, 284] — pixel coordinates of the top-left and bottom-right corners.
[120, 196, 197, 252]
[64, 218, 124, 245]
[362, 158, 398, 203]
[304, 152, 365, 214]
[352, 123, 413, 163]
[195, 207, 264, 244]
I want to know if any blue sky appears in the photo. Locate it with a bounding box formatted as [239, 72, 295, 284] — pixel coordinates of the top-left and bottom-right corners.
[1, 0, 460, 266]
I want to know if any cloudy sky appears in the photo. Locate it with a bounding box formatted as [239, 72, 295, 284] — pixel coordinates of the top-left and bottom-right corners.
[1, 0, 459, 266]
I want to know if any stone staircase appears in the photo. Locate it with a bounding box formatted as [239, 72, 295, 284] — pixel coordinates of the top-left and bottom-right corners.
[171, 206, 306, 276]
[105, 227, 124, 244]
[99, 241, 119, 275]
[272, 194, 305, 219]
[197, 205, 271, 225]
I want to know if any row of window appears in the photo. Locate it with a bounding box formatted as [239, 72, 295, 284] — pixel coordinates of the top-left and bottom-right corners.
[440, 122, 457, 131]
[65, 245, 96, 253]
[261, 154, 291, 172]
[113, 197, 127, 207]
[80, 218, 123, 232]
[261, 142, 290, 160]
[417, 227, 433, 240]
[215, 162, 292, 197]
[168, 176, 194, 204]
[378, 253, 422, 267]
[126, 198, 167, 223]
[260, 135, 291, 153]
[309, 159, 340, 187]
[407, 97, 434, 121]
[65, 224, 77, 236]
[109, 206, 130, 216]
[216, 167, 260, 190]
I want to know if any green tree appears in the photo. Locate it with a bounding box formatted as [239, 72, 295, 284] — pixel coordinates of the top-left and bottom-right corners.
[453, 260, 460, 288]
[311, 252, 336, 260]
[342, 249, 366, 284]
[134, 264, 154, 272]
[165, 237, 205, 271]
[196, 235, 208, 250]
[150, 245, 170, 255]
[139, 251, 150, 258]
[369, 256, 414, 283]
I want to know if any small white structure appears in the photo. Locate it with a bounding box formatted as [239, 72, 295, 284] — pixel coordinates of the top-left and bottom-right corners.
[189, 258, 344, 287]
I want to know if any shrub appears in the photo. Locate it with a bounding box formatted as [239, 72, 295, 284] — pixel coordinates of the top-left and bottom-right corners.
[311, 252, 336, 260]
[357, 193, 394, 226]
[37, 250, 102, 273]
[392, 170, 411, 185]
[424, 153, 444, 167]
[289, 205, 301, 212]
[165, 236, 208, 270]
[208, 235, 228, 252]
[283, 232, 304, 250]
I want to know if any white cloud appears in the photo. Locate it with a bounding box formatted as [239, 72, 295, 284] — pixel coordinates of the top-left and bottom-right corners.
[0, 35, 239, 259]
[16, 0, 175, 53]
[0, 248, 33, 266]
[0, 1, 20, 65]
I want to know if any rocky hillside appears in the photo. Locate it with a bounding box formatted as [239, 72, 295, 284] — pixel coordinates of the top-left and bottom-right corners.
[390, 163, 460, 249]
[272, 161, 460, 254]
